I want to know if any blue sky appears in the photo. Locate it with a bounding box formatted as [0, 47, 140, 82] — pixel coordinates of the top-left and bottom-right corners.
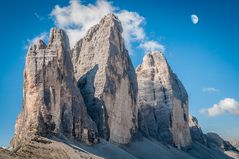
[0, 0, 239, 147]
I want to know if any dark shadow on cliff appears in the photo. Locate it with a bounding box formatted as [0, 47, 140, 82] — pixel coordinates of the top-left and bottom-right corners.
[48, 135, 235, 159]
[138, 86, 175, 146]
[77, 64, 110, 140]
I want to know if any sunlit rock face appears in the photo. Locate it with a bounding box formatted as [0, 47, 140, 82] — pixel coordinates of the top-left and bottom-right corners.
[11, 28, 98, 148]
[136, 52, 191, 148]
[71, 14, 138, 144]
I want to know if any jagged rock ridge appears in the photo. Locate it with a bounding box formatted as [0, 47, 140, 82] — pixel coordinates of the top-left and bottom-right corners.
[71, 14, 138, 144]
[206, 133, 238, 151]
[136, 52, 192, 148]
[11, 28, 98, 148]
[188, 115, 239, 157]
[188, 114, 207, 145]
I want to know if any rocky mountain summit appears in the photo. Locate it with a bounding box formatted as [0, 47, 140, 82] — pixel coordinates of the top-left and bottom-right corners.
[136, 52, 191, 149]
[11, 28, 98, 148]
[71, 14, 138, 144]
[2, 13, 239, 159]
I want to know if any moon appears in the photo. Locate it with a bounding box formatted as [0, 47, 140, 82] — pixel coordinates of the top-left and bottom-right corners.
[191, 14, 199, 24]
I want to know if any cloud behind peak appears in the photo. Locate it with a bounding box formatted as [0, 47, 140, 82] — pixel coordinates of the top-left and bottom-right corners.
[50, 0, 164, 54]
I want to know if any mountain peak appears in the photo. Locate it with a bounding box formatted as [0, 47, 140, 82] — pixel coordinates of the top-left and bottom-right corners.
[29, 39, 46, 51]
[11, 27, 98, 148]
[84, 13, 123, 41]
[100, 13, 122, 30]
[71, 12, 137, 144]
[103, 13, 118, 20]
[48, 27, 70, 48]
[137, 52, 191, 148]
[142, 51, 166, 67]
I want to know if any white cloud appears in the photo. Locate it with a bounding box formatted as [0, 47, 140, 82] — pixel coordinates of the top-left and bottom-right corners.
[50, 0, 164, 54]
[202, 87, 220, 93]
[116, 10, 145, 52]
[200, 98, 239, 116]
[139, 40, 165, 53]
[29, 32, 48, 44]
[25, 32, 48, 50]
[51, 0, 114, 48]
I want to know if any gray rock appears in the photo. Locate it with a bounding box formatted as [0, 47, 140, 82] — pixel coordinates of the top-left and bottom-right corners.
[11, 28, 98, 148]
[188, 114, 207, 145]
[71, 13, 138, 144]
[7, 136, 103, 159]
[136, 52, 191, 148]
[206, 133, 237, 151]
[230, 140, 239, 151]
[3, 136, 235, 159]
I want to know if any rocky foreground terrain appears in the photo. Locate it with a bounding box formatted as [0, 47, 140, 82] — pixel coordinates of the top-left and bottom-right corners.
[1, 13, 239, 159]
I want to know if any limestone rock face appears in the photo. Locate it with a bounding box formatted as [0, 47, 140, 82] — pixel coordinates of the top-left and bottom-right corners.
[136, 52, 191, 148]
[71, 14, 138, 144]
[11, 28, 98, 148]
[188, 115, 207, 145]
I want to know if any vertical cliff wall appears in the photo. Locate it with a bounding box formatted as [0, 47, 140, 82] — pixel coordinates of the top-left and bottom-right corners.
[71, 14, 138, 144]
[11, 28, 98, 148]
[188, 114, 207, 145]
[136, 52, 191, 148]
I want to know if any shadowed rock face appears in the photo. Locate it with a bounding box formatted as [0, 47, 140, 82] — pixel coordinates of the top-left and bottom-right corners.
[206, 133, 237, 151]
[71, 14, 138, 144]
[230, 140, 239, 151]
[188, 115, 207, 145]
[11, 28, 98, 148]
[136, 52, 191, 148]
[189, 115, 238, 153]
